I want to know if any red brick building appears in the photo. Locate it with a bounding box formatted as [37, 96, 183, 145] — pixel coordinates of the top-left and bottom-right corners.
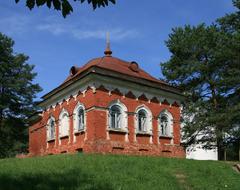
[29, 44, 185, 158]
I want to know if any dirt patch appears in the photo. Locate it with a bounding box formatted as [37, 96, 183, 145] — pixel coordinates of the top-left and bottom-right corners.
[223, 161, 240, 174]
[175, 171, 192, 190]
[232, 164, 240, 173]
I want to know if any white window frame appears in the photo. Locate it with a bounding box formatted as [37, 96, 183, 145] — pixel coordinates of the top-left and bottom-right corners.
[158, 110, 173, 137]
[47, 116, 56, 141]
[73, 102, 86, 133]
[135, 105, 152, 135]
[137, 109, 147, 132]
[59, 109, 70, 138]
[108, 100, 128, 132]
[109, 105, 122, 129]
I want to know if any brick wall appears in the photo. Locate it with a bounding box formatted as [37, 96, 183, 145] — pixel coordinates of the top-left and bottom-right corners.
[29, 87, 185, 158]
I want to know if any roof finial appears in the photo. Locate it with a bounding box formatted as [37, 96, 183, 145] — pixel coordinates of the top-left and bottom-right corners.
[104, 32, 112, 56]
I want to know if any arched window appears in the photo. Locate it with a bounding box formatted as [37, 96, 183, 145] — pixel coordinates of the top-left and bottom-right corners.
[138, 109, 147, 132]
[77, 108, 85, 130]
[159, 110, 173, 137]
[135, 106, 152, 134]
[160, 115, 168, 136]
[59, 109, 70, 137]
[110, 105, 122, 129]
[73, 103, 86, 133]
[108, 100, 128, 131]
[47, 117, 55, 140]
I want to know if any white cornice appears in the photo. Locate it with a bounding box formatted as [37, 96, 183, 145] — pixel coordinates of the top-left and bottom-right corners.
[40, 73, 183, 110]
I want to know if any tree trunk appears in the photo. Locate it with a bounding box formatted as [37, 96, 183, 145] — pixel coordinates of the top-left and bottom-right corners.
[239, 140, 240, 161]
[217, 134, 224, 161]
[224, 147, 227, 161]
[0, 110, 3, 129]
[209, 84, 223, 160]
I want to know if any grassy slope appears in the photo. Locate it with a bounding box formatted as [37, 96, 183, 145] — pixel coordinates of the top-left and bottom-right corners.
[0, 154, 239, 190]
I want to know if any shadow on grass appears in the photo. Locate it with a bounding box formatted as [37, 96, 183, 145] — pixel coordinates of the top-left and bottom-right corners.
[0, 168, 113, 190]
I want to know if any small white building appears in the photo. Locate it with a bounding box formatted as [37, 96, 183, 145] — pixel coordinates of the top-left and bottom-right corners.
[182, 131, 218, 160]
[185, 144, 218, 160]
[181, 108, 218, 160]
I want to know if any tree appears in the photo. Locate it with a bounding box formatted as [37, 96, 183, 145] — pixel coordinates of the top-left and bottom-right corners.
[0, 33, 42, 158]
[15, 0, 116, 17]
[161, 0, 240, 160]
[217, 0, 240, 160]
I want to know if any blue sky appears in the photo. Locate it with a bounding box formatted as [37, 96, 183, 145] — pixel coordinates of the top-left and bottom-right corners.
[0, 0, 235, 99]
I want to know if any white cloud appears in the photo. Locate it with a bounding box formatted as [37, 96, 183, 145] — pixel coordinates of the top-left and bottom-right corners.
[71, 28, 139, 41]
[0, 13, 140, 42]
[36, 23, 67, 35]
[0, 16, 31, 35]
[36, 22, 139, 41]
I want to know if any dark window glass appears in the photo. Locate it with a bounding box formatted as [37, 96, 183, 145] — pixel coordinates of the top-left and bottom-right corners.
[138, 110, 147, 131]
[160, 115, 168, 136]
[78, 108, 84, 130]
[50, 120, 55, 139]
[110, 105, 121, 129]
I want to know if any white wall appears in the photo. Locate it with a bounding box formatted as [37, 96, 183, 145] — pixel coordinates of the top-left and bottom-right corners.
[186, 145, 218, 160]
[180, 106, 218, 160]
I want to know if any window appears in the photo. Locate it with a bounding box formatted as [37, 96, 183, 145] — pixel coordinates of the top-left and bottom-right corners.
[47, 117, 55, 140]
[77, 108, 85, 130]
[73, 103, 86, 133]
[59, 110, 69, 137]
[108, 100, 128, 131]
[135, 106, 152, 134]
[160, 115, 168, 136]
[138, 109, 147, 132]
[159, 110, 173, 137]
[110, 105, 122, 129]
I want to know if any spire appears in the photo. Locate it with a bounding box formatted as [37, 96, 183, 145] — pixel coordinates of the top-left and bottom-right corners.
[104, 32, 112, 56]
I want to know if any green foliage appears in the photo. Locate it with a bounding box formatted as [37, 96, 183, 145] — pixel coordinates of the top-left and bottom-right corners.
[0, 33, 42, 158]
[161, 0, 240, 158]
[0, 154, 239, 190]
[15, 0, 116, 17]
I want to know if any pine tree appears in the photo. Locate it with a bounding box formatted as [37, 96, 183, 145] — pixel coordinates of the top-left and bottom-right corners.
[0, 33, 42, 158]
[161, 0, 240, 160]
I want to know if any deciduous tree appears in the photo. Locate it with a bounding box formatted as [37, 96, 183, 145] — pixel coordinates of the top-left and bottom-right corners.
[15, 0, 116, 17]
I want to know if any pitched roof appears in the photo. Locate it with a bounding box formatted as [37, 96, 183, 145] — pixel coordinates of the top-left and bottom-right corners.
[41, 55, 182, 100]
[64, 56, 167, 85]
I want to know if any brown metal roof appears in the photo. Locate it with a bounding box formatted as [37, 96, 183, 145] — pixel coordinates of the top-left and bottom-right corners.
[64, 56, 168, 85]
[42, 55, 182, 100]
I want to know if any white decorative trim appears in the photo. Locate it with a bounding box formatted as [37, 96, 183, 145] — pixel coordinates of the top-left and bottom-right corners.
[132, 90, 142, 99]
[82, 90, 86, 97]
[135, 104, 153, 135]
[144, 93, 152, 100]
[58, 109, 70, 144]
[158, 109, 174, 138]
[41, 77, 182, 113]
[73, 102, 86, 142]
[118, 87, 129, 96]
[107, 100, 128, 140]
[150, 136, 153, 144]
[167, 98, 175, 105]
[46, 116, 56, 148]
[73, 94, 77, 101]
[107, 99, 128, 132]
[90, 86, 96, 93]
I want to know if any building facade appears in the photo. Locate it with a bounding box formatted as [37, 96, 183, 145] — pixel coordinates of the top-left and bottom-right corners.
[29, 46, 185, 158]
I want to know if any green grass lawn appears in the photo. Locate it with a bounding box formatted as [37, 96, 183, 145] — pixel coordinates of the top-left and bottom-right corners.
[0, 154, 239, 190]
